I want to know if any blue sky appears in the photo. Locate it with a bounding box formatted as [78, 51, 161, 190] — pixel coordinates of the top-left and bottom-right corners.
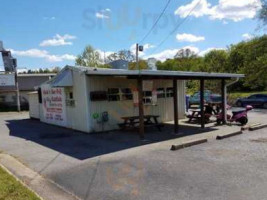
[0, 0, 265, 70]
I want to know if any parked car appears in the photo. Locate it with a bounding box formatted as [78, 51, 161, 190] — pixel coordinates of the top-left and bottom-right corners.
[235, 94, 267, 109]
[189, 90, 222, 107]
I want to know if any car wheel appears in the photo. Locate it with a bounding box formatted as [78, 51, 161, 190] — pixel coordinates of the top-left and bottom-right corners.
[263, 103, 267, 109]
[238, 117, 248, 125]
[236, 101, 243, 107]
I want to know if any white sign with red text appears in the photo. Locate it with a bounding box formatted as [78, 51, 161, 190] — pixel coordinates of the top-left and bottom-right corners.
[41, 85, 67, 127]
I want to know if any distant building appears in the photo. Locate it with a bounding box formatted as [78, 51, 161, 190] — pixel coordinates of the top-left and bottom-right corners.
[108, 59, 129, 70]
[0, 73, 55, 110]
[147, 58, 157, 70]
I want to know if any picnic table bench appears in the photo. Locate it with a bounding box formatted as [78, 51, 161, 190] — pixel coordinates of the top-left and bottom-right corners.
[187, 109, 211, 123]
[118, 115, 162, 131]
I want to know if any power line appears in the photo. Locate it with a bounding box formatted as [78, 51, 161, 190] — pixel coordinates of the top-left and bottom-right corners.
[150, 0, 202, 54]
[139, 0, 172, 44]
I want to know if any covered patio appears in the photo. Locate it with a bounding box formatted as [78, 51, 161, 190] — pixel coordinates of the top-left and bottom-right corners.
[86, 69, 244, 138]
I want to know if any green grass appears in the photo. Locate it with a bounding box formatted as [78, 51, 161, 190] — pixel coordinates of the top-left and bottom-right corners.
[0, 166, 40, 200]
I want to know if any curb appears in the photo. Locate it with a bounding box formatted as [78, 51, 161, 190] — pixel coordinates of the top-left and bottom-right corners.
[242, 123, 261, 131]
[0, 153, 80, 200]
[216, 131, 243, 140]
[249, 123, 267, 131]
[170, 138, 208, 151]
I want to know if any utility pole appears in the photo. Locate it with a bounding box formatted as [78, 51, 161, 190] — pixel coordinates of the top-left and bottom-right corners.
[136, 43, 139, 73]
[104, 51, 106, 64]
[15, 67, 20, 112]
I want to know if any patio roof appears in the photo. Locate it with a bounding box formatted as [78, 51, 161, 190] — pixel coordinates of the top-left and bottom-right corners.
[66, 65, 244, 80]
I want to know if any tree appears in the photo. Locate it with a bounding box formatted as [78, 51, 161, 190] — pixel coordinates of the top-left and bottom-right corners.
[174, 48, 196, 59]
[75, 45, 101, 67]
[227, 35, 267, 91]
[203, 50, 229, 72]
[128, 60, 148, 70]
[107, 50, 135, 62]
[258, 0, 267, 27]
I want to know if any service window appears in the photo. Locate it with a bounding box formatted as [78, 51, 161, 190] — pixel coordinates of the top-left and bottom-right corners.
[166, 87, 174, 98]
[157, 88, 165, 98]
[107, 88, 120, 101]
[121, 88, 133, 100]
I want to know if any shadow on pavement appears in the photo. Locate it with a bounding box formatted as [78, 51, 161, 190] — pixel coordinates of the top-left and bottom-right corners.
[6, 119, 217, 160]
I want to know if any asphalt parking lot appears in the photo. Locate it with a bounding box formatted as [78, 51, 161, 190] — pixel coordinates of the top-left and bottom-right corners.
[0, 110, 266, 200]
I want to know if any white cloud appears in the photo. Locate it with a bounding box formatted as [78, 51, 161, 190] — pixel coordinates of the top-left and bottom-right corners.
[175, 0, 212, 18]
[146, 46, 200, 61]
[242, 33, 253, 40]
[96, 49, 114, 63]
[176, 33, 205, 42]
[175, 0, 262, 22]
[10, 48, 76, 62]
[40, 34, 77, 47]
[96, 8, 111, 19]
[198, 47, 226, 56]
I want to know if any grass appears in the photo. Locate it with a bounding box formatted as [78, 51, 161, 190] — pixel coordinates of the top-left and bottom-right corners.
[0, 166, 40, 200]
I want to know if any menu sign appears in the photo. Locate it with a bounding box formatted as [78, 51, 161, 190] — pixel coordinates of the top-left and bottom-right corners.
[41, 85, 67, 127]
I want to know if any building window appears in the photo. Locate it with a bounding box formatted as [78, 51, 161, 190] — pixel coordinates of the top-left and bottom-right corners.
[90, 91, 107, 101]
[69, 92, 73, 100]
[107, 88, 120, 101]
[121, 88, 133, 100]
[157, 88, 165, 98]
[166, 87, 174, 98]
[143, 91, 152, 104]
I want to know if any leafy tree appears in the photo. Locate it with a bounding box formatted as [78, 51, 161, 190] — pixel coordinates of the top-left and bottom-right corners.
[75, 45, 101, 67]
[174, 48, 196, 59]
[128, 60, 148, 70]
[258, 0, 267, 27]
[107, 50, 135, 62]
[202, 50, 229, 72]
[228, 35, 267, 90]
[98, 64, 111, 68]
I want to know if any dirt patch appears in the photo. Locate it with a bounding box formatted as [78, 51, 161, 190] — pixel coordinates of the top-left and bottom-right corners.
[250, 138, 267, 143]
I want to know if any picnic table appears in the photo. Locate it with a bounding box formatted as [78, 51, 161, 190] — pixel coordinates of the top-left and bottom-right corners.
[187, 109, 201, 123]
[118, 115, 162, 131]
[187, 108, 212, 123]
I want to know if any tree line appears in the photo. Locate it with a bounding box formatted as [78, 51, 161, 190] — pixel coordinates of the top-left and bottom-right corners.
[75, 35, 266, 92]
[157, 35, 267, 92]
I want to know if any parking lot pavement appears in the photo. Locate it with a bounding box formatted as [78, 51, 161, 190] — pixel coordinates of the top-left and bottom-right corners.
[0, 111, 267, 200]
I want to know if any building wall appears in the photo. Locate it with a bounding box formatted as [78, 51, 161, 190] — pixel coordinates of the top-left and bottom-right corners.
[28, 92, 40, 119]
[65, 70, 90, 132]
[0, 91, 30, 110]
[0, 75, 54, 110]
[35, 70, 186, 133]
[86, 76, 186, 132]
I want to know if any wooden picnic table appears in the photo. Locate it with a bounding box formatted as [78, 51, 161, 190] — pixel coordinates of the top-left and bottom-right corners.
[187, 108, 213, 124]
[187, 109, 201, 123]
[119, 115, 162, 131]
